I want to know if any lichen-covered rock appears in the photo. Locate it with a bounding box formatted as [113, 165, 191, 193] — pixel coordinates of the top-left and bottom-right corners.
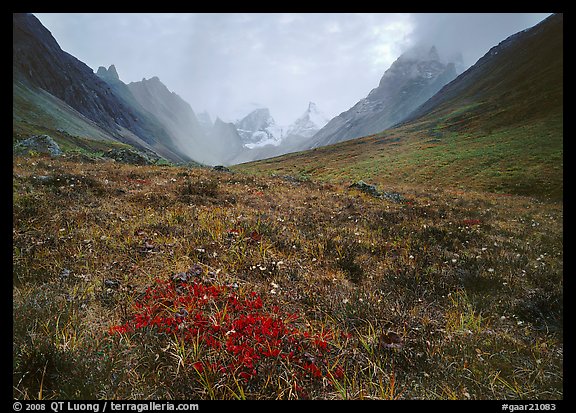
[13, 135, 63, 156]
[103, 148, 154, 165]
[349, 180, 405, 203]
[212, 165, 234, 173]
[349, 180, 381, 197]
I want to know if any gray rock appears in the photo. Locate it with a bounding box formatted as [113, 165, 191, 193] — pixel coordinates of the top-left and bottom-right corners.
[13, 135, 63, 156]
[103, 148, 153, 165]
[349, 180, 405, 203]
[212, 165, 234, 173]
[349, 180, 381, 197]
[381, 191, 405, 203]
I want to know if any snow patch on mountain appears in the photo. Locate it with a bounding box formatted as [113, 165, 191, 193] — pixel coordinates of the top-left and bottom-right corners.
[235, 108, 284, 148]
[285, 102, 330, 138]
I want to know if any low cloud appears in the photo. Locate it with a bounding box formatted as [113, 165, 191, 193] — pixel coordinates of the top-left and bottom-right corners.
[34, 13, 551, 126]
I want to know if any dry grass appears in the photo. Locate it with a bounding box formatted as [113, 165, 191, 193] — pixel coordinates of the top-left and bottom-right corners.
[13, 154, 562, 400]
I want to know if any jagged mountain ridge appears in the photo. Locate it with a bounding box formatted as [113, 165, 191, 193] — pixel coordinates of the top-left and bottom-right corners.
[228, 101, 329, 164]
[13, 13, 189, 163]
[304, 46, 458, 150]
[237, 14, 562, 200]
[234, 108, 283, 148]
[94, 65, 188, 162]
[399, 14, 563, 128]
[96, 67, 245, 166]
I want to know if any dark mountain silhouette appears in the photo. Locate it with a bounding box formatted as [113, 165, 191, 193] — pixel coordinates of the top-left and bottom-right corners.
[13, 13, 189, 163]
[305, 46, 458, 149]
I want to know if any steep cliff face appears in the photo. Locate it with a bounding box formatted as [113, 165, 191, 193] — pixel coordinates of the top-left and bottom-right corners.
[127, 77, 244, 166]
[128, 77, 207, 156]
[95, 65, 189, 162]
[305, 46, 458, 149]
[13, 13, 189, 163]
[13, 13, 133, 133]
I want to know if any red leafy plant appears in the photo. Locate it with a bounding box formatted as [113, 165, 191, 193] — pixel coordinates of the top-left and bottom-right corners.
[109, 269, 344, 396]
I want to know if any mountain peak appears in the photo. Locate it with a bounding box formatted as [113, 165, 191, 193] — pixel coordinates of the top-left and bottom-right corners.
[428, 46, 439, 61]
[286, 101, 329, 139]
[376, 45, 456, 91]
[235, 107, 282, 147]
[307, 45, 458, 148]
[96, 64, 120, 82]
[397, 44, 444, 64]
[107, 64, 119, 80]
[139, 76, 162, 84]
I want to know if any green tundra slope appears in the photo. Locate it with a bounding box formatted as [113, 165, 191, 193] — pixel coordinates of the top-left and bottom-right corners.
[236, 14, 562, 201]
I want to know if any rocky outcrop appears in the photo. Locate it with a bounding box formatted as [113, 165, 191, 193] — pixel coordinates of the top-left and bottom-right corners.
[13, 134, 62, 156]
[96, 64, 120, 83]
[349, 180, 405, 203]
[103, 148, 156, 165]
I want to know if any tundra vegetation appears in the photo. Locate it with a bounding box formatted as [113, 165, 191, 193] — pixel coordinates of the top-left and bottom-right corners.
[13, 153, 562, 400]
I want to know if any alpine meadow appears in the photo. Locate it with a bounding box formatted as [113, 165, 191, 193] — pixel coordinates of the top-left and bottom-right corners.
[13, 13, 562, 401]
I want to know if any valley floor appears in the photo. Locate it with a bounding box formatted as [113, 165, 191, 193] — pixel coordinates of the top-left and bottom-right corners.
[13, 155, 563, 400]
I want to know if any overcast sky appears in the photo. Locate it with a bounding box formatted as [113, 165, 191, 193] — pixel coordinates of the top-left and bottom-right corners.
[34, 13, 551, 126]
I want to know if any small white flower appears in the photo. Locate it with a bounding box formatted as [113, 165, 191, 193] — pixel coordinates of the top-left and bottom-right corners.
[488, 268, 495, 273]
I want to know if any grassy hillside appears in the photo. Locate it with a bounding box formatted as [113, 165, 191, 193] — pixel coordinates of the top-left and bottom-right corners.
[235, 108, 562, 201]
[236, 15, 562, 202]
[13, 154, 562, 399]
[13, 81, 115, 142]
